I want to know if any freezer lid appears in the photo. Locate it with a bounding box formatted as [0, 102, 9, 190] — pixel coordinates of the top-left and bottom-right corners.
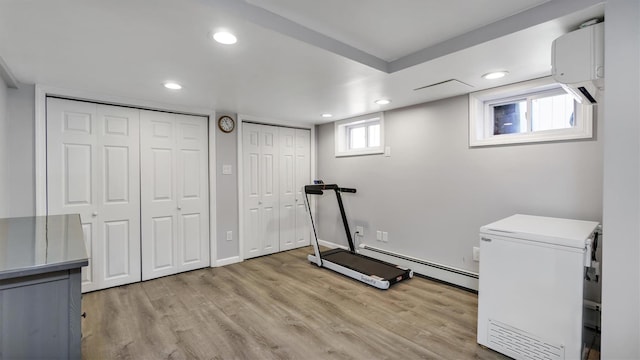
[480, 214, 599, 249]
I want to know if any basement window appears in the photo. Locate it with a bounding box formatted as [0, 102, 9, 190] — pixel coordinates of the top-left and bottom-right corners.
[469, 77, 594, 147]
[335, 113, 384, 157]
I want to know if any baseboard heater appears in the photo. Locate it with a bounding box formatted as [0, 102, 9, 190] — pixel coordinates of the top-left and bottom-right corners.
[358, 243, 479, 288]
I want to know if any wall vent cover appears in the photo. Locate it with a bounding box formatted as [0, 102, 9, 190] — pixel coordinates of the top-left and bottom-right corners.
[488, 319, 564, 360]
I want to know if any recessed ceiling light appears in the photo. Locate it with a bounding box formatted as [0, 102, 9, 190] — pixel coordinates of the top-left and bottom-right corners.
[482, 71, 509, 80]
[163, 82, 182, 90]
[321, 113, 333, 118]
[213, 31, 237, 45]
[375, 99, 391, 105]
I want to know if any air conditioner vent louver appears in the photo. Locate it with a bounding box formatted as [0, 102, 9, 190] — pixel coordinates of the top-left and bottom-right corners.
[488, 320, 564, 360]
[413, 79, 471, 91]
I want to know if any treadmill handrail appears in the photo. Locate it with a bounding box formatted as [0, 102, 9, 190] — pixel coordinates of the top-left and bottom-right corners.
[304, 184, 357, 195]
[303, 184, 357, 253]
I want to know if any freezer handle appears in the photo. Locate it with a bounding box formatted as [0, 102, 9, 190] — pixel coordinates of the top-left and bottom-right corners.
[480, 237, 492, 242]
[584, 238, 592, 267]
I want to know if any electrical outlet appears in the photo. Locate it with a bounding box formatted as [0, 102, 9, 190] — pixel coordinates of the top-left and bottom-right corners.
[226, 231, 233, 241]
[473, 246, 480, 261]
[376, 231, 382, 241]
[382, 231, 388, 242]
[355, 226, 364, 237]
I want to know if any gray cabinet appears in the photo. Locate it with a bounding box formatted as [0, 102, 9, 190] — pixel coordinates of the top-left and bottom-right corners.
[0, 215, 88, 359]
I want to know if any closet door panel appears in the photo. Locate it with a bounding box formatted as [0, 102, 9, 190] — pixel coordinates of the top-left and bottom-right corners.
[294, 129, 311, 248]
[243, 123, 263, 259]
[47, 99, 99, 291]
[103, 220, 129, 278]
[259, 126, 279, 255]
[80, 223, 94, 286]
[96, 104, 140, 287]
[151, 216, 174, 269]
[175, 114, 209, 272]
[141, 111, 178, 280]
[279, 127, 296, 251]
[47, 99, 140, 292]
[141, 111, 209, 280]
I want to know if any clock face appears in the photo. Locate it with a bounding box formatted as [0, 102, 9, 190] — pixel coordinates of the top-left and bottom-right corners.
[218, 116, 235, 133]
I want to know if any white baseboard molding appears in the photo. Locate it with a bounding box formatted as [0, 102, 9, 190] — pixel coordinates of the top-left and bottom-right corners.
[215, 256, 242, 267]
[317, 240, 478, 291]
[358, 244, 479, 291]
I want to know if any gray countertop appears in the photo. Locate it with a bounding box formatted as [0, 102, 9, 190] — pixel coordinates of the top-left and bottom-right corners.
[0, 214, 89, 280]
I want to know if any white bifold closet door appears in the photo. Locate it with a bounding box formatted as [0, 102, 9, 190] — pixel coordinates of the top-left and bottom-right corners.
[140, 110, 210, 281]
[243, 123, 280, 259]
[46, 98, 141, 292]
[243, 123, 310, 259]
[294, 129, 311, 248]
[279, 128, 311, 251]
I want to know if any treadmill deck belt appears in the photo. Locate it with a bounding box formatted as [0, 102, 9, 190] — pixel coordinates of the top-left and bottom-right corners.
[321, 249, 408, 280]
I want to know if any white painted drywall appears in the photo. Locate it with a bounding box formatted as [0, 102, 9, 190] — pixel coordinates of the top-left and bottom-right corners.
[215, 113, 239, 260]
[316, 95, 603, 277]
[0, 76, 8, 217]
[6, 83, 35, 217]
[601, 0, 640, 358]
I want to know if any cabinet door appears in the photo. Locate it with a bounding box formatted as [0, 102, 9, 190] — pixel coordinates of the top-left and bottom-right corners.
[47, 98, 141, 292]
[141, 111, 209, 280]
[294, 129, 311, 248]
[0, 276, 70, 358]
[243, 123, 280, 259]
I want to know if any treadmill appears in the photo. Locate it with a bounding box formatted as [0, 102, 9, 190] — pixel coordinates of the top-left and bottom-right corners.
[303, 183, 413, 290]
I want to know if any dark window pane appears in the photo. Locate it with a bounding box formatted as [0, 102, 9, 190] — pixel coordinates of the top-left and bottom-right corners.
[493, 101, 526, 135]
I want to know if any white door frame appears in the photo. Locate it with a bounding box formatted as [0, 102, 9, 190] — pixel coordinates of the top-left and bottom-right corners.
[34, 84, 219, 266]
[237, 114, 316, 262]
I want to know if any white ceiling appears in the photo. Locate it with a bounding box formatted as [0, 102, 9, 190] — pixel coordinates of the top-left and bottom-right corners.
[246, 0, 552, 62]
[0, 0, 604, 124]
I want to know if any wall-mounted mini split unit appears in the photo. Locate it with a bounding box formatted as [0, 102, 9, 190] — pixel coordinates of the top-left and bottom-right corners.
[551, 21, 604, 104]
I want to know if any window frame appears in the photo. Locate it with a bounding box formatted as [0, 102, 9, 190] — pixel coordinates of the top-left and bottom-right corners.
[335, 113, 384, 157]
[469, 77, 594, 147]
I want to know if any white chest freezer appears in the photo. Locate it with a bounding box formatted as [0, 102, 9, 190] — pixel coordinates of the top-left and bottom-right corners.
[477, 214, 599, 360]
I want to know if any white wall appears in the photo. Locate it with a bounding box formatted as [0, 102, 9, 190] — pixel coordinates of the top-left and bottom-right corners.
[316, 95, 603, 278]
[215, 113, 239, 261]
[0, 76, 8, 217]
[6, 84, 35, 217]
[601, 0, 640, 357]
[0, 83, 36, 218]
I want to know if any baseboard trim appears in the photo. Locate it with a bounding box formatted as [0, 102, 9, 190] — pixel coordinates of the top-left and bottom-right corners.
[215, 256, 242, 267]
[358, 244, 479, 291]
[316, 239, 477, 290]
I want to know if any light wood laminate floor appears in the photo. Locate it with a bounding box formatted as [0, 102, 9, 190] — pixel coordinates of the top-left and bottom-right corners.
[81, 247, 510, 359]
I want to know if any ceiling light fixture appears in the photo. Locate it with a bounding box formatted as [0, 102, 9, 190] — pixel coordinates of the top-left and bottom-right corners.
[163, 82, 182, 90]
[213, 31, 237, 45]
[375, 99, 391, 105]
[321, 113, 333, 118]
[482, 71, 509, 80]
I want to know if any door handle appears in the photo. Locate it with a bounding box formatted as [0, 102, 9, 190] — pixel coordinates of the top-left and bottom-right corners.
[92, 212, 98, 217]
[258, 201, 262, 205]
[177, 206, 182, 210]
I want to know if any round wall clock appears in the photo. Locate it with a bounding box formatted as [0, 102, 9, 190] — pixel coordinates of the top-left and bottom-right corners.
[218, 115, 235, 133]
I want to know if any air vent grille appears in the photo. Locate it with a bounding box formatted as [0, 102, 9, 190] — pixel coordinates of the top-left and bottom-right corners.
[488, 319, 564, 360]
[413, 79, 471, 91]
